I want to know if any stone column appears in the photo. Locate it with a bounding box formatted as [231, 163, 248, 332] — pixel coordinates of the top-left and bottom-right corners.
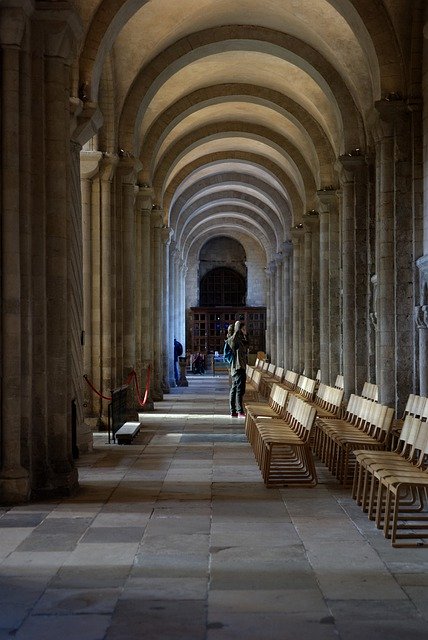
[100, 158, 117, 407]
[40, 6, 82, 494]
[291, 226, 304, 372]
[267, 261, 277, 361]
[151, 209, 164, 400]
[0, 5, 31, 501]
[161, 226, 173, 393]
[317, 188, 340, 385]
[136, 187, 155, 409]
[117, 159, 138, 383]
[375, 99, 413, 410]
[136, 187, 153, 410]
[169, 240, 178, 386]
[275, 253, 284, 366]
[415, 300, 428, 396]
[282, 241, 293, 371]
[339, 155, 367, 398]
[80, 150, 103, 418]
[303, 212, 319, 378]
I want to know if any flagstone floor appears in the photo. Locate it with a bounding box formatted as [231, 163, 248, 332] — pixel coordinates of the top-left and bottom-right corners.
[1, 374, 428, 639]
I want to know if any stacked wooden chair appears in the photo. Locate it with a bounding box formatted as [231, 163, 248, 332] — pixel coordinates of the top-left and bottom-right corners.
[352, 415, 428, 546]
[313, 394, 394, 485]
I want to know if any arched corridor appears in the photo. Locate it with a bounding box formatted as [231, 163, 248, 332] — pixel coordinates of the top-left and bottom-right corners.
[0, 375, 427, 639]
[2, 0, 428, 635]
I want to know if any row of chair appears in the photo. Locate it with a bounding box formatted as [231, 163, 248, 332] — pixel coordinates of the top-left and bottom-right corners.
[313, 394, 394, 485]
[245, 359, 428, 547]
[244, 384, 318, 487]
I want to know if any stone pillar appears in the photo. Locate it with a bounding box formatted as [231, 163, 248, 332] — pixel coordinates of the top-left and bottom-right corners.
[151, 209, 164, 400]
[100, 158, 117, 407]
[116, 159, 138, 383]
[169, 240, 178, 387]
[39, 5, 82, 495]
[303, 212, 319, 378]
[80, 150, 103, 418]
[161, 226, 173, 393]
[0, 5, 31, 501]
[267, 261, 277, 361]
[291, 226, 304, 372]
[275, 253, 284, 366]
[339, 155, 367, 398]
[317, 188, 340, 385]
[375, 99, 414, 411]
[415, 300, 428, 396]
[136, 187, 155, 409]
[282, 241, 293, 372]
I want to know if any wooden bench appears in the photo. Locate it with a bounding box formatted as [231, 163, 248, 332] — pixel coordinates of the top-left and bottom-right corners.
[287, 374, 317, 402]
[352, 416, 428, 546]
[250, 395, 318, 487]
[115, 421, 141, 444]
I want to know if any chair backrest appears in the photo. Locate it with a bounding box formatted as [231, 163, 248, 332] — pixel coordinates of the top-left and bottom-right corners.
[267, 363, 276, 375]
[361, 382, 379, 402]
[252, 369, 262, 389]
[316, 369, 321, 382]
[334, 374, 344, 389]
[274, 366, 284, 381]
[284, 370, 299, 389]
[262, 361, 270, 372]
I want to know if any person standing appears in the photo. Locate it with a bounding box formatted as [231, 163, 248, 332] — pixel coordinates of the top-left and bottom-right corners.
[173, 338, 183, 383]
[227, 319, 249, 417]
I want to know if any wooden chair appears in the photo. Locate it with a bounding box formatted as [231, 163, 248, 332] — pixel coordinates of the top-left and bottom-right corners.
[253, 396, 318, 487]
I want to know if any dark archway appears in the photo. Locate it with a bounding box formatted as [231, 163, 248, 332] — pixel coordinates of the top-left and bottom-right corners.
[199, 267, 246, 307]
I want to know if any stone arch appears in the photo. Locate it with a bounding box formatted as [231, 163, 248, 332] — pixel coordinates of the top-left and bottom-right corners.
[170, 173, 291, 235]
[140, 84, 334, 183]
[174, 192, 285, 249]
[151, 122, 317, 207]
[163, 154, 304, 225]
[176, 204, 279, 254]
[118, 26, 364, 153]
[78, 1, 404, 112]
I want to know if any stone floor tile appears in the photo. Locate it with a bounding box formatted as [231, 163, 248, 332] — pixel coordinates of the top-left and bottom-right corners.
[33, 587, 120, 615]
[14, 614, 111, 640]
[123, 576, 207, 600]
[206, 611, 338, 640]
[80, 526, 144, 544]
[51, 565, 131, 589]
[208, 588, 329, 614]
[105, 598, 207, 640]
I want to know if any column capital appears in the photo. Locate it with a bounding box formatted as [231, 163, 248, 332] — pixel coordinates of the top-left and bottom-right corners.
[316, 187, 339, 208]
[136, 186, 154, 211]
[291, 225, 304, 243]
[274, 252, 284, 266]
[266, 260, 277, 276]
[0, 2, 34, 46]
[303, 210, 319, 232]
[80, 150, 103, 179]
[34, 1, 83, 60]
[116, 156, 141, 184]
[338, 153, 366, 174]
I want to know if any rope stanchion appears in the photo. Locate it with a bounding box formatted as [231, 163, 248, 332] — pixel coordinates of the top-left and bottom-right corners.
[83, 365, 151, 407]
[83, 375, 112, 401]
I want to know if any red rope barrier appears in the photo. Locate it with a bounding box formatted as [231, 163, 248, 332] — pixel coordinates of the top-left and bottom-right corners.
[83, 375, 112, 401]
[83, 365, 152, 407]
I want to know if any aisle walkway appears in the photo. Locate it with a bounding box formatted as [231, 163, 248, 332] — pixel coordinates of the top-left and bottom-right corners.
[1, 375, 428, 639]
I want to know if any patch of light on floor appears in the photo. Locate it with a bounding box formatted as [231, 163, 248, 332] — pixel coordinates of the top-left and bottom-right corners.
[138, 413, 238, 420]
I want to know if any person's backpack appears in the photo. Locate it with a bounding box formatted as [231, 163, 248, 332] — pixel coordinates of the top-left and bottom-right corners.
[175, 341, 183, 356]
[223, 340, 235, 366]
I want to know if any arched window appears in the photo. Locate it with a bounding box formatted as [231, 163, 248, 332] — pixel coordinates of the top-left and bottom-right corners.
[199, 267, 246, 307]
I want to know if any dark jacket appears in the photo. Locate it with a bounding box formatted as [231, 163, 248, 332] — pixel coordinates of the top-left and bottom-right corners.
[227, 323, 249, 376]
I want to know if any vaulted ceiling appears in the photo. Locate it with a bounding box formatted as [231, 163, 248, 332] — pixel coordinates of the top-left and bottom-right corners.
[73, 0, 409, 264]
